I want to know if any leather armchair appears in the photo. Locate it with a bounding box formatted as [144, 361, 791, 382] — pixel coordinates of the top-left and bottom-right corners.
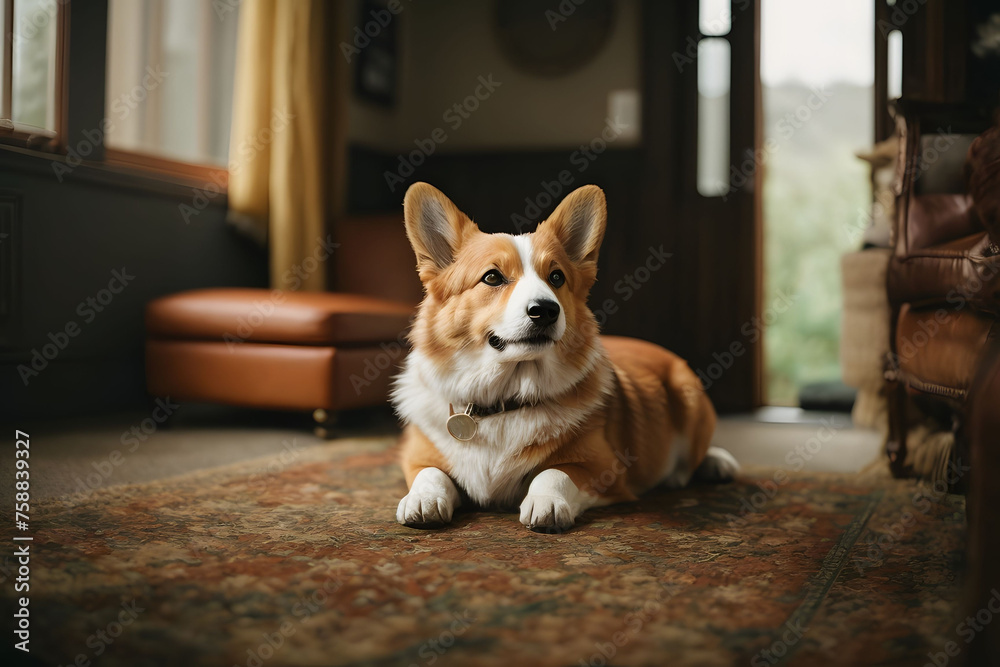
[885, 103, 1000, 482]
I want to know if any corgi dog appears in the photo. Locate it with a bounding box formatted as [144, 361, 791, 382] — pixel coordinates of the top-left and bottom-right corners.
[392, 182, 738, 531]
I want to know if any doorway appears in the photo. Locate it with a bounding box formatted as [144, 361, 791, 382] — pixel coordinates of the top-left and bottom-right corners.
[759, 0, 875, 405]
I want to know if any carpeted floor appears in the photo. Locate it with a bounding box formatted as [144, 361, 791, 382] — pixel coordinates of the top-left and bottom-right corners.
[5, 437, 966, 667]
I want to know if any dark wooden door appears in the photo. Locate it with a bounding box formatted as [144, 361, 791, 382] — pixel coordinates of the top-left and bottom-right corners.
[631, 0, 761, 412]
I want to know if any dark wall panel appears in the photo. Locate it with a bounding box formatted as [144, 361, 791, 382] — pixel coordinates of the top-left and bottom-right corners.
[0, 163, 266, 419]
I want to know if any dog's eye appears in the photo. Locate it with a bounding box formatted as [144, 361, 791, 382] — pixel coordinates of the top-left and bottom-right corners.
[548, 270, 566, 288]
[481, 269, 505, 287]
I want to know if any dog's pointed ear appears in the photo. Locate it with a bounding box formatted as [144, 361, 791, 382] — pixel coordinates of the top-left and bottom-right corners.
[539, 185, 606, 265]
[403, 182, 477, 278]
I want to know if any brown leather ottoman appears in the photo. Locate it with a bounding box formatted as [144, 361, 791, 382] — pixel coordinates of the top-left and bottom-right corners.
[145, 288, 413, 424]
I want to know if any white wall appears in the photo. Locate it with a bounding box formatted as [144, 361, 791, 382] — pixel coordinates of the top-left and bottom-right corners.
[345, 0, 641, 152]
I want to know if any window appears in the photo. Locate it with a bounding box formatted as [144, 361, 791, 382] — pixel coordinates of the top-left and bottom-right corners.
[105, 0, 240, 167]
[0, 0, 240, 183]
[699, 0, 732, 36]
[697, 38, 731, 197]
[887, 29, 902, 99]
[696, 0, 732, 197]
[1, 0, 63, 146]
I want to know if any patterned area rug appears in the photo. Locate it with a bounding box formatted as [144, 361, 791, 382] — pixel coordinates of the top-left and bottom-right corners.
[4, 437, 966, 667]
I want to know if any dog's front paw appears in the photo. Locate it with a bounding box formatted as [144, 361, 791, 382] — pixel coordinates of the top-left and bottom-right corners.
[396, 467, 460, 527]
[519, 469, 594, 533]
[396, 492, 455, 526]
[695, 446, 740, 482]
[519, 494, 576, 533]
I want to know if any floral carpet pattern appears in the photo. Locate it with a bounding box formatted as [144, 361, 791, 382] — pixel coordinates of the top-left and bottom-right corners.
[3, 437, 966, 667]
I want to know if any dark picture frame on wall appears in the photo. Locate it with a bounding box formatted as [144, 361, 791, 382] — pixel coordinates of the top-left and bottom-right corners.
[353, 0, 399, 108]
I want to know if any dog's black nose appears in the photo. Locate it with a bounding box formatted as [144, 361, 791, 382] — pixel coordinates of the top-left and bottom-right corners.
[527, 299, 560, 328]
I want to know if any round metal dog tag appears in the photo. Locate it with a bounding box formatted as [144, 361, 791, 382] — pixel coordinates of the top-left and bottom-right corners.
[447, 413, 477, 441]
[447, 405, 477, 441]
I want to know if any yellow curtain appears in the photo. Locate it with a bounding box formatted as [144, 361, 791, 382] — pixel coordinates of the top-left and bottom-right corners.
[227, 0, 346, 291]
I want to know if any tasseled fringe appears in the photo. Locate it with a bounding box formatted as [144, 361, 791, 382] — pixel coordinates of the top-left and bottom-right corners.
[903, 422, 955, 488]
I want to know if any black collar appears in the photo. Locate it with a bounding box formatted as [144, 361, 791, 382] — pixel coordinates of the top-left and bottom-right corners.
[455, 398, 536, 419]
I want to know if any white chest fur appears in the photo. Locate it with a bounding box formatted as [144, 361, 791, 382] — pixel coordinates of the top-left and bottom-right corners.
[392, 349, 612, 507]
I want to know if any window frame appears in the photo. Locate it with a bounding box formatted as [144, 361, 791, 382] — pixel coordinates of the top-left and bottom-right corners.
[0, 0, 229, 192]
[104, 146, 229, 188]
